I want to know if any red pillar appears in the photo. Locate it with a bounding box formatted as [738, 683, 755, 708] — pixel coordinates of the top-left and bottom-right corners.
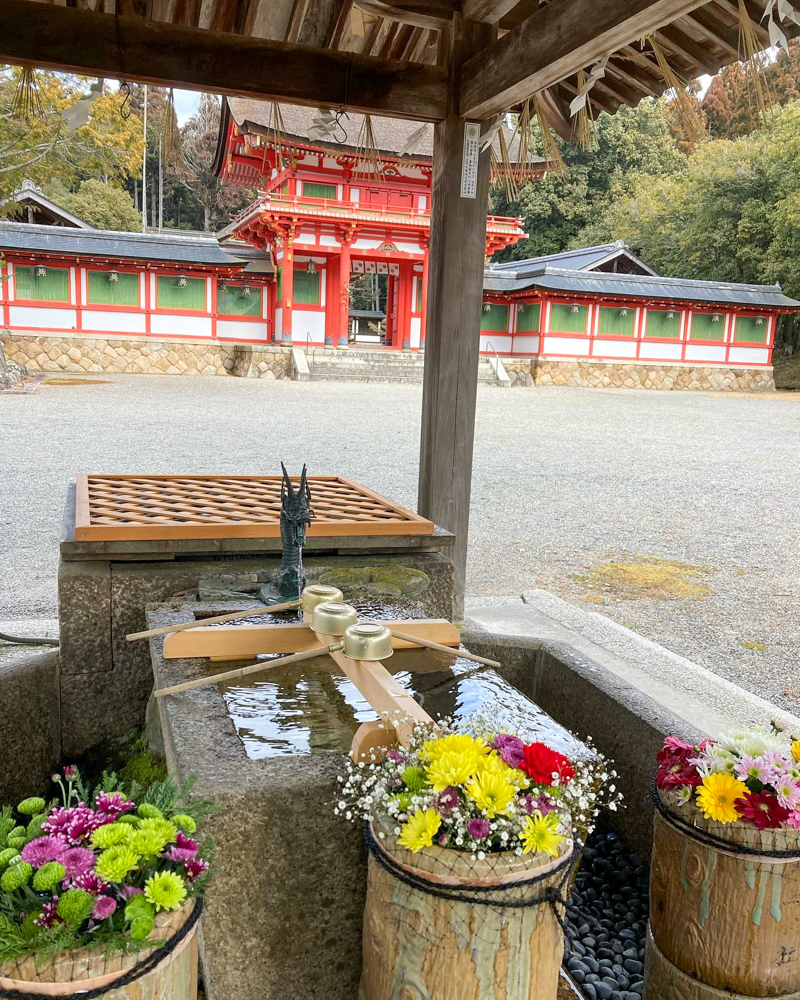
[281, 239, 294, 345]
[325, 257, 336, 346]
[399, 263, 411, 350]
[385, 273, 395, 346]
[338, 242, 351, 348]
[420, 254, 429, 351]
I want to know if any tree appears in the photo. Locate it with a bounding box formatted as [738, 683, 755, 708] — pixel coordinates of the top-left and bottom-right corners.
[0, 67, 143, 204]
[57, 179, 140, 231]
[490, 98, 685, 261]
[178, 94, 254, 231]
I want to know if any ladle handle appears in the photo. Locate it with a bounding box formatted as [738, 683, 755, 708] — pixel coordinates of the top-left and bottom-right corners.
[386, 628, 500, 669]
[153, 643, 333, 698]
[127, 599, 302, 642]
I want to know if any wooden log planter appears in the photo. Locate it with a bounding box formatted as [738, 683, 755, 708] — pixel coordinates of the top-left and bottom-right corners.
[359, 822, 574, 1000]
[0, 900, 201, 1000]
[647, 791, 800, 1000]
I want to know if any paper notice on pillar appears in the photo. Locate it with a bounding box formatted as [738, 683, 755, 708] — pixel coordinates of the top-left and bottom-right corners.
[460, 122, 480, 199]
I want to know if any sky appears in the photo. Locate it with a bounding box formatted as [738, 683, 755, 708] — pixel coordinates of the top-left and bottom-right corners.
[173, 89, 202, 125]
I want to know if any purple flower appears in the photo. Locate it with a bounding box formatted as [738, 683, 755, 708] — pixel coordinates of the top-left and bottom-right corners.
[62, 765, 77, 780]
[184, 858, 210, 883]
[520, 794, 552, 816]
[492, 734, 526, 768]
[388, 749, 404, 763]
[92, 895, 117, 921]
[122, 886, 144, 898]
[436, 834, 449, 847]
[34, 898, 62, 929]
[165, 846, 198, 862]
[60, 847, 96, 880]
[44, 805, 109, 845]
[71, 871, 110, 894]
[95, 792, 136, 819]
[21, 835, 68, 868]
[467, 818, 491, 841]
[436, 787, 459, 817]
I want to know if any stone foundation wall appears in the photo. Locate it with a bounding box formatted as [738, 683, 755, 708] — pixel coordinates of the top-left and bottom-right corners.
[503, 357, 775, 391]
[1, 332, 293, 380]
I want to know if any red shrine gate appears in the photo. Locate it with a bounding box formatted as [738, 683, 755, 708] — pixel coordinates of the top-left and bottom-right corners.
[214, 99, 534, 349]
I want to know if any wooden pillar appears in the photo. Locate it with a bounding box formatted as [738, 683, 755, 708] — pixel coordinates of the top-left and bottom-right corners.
[338, 242, 351, 348]
[281, 238, 294, 345]
[417, 14, 494, 618]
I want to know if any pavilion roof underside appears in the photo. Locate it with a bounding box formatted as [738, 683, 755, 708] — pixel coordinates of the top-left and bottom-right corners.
[4, 0, 798, 134]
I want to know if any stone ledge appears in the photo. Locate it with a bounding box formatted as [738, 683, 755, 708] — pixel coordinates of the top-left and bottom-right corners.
[501, 358, 774, 391]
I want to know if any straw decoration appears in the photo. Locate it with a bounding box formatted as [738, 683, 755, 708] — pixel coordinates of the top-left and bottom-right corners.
[489, 119, 518, 200]
[646, 36, 707, 144]
[354, 114, 384, 180]
[572, 71, 595, 151]
[737, 0, 773, 124]
[267, 102, 289, 171]
[11, 66, 44, 122]
[532, 95, 567, 177]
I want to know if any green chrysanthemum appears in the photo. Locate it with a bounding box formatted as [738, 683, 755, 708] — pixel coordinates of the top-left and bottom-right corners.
[94, 845, 141, 884]
[90, 823, 132, 849]
[401, 766, 429, 793]
[125, 894, 155, 921]
[129, 828, 170, 857]
[33, 861, 66, 892]
[130, 915, 154, 940]
[171, 814, 197, 834]
[138, 817, 178, 843]
[57, 889, 95, 927]
[117, 814, 140, 826]
[17, 798, 46, 816]
[8, 827, 25, 841]
[137, 804, 163, 820]
[1, 862, 32, 892]
[144, 871, 187, 912]
[7, 836, 26, 851]
[0, 848, 18, 868]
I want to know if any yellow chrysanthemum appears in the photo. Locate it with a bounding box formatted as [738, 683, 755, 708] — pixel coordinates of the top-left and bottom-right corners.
[520, 812, 565, 857]
[696, 772, 747, 824]
[426, 750, 481, 792]
[466, 770, 516, 818]
[397, 809, 441, 853]
[791, 739, 800, 763]
[423, 734, 489, 764]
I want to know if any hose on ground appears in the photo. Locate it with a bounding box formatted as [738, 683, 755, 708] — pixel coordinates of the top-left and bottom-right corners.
[0, 630, 59, 647]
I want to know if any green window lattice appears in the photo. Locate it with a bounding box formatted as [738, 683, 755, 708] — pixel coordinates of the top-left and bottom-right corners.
[598, 306, 635, 337]
[645, 309, 681, 339]
[549, 303, 588, 334]
[481, 303, 509, 331]
[15, 265, 69, 303]
[516, 303, 541, 333]
[217, 283, 262, 317]
[87, 270, 139, 307]
[157, 275, 206, 311]
[303, 182, 337, 200]
[416, 277, 423, 312]
[690, 311, 726, 341]
[733, 315, 768, 344]
[294, 268, 321, 305]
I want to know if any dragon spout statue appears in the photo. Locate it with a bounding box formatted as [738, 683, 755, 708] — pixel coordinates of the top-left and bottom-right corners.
[272, 463, 314, 600]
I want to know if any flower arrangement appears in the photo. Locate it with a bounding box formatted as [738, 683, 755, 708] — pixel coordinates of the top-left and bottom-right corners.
[0, 767, 213, 967]
[655, 725, 800, 829]
[335, 717, 620, 859]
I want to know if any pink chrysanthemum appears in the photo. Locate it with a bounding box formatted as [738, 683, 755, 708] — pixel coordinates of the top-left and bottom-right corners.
[95, 792, 136, 819]
[59, 847, 96, 880]
[775, 779, 800, 811]
[786, 810, 800, 829]
[467, 818, 491, 840]
[164, 846, 198, 862]
[70, 871, 110, 895]
[44, 805, 109, 845]
[734, 754, 773, 786]
[34, 898, 62, 929]
[92, 895, 117, 921]
[184, 858, 210, 883]
[435, 787, 459, 817]
[21, 835, 68, 868]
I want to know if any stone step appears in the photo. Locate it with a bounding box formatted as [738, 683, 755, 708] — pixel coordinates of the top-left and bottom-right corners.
[304, 348, 497, 384]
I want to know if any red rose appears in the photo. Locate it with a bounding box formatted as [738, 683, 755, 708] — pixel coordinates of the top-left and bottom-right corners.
[521, 742, 575, 786]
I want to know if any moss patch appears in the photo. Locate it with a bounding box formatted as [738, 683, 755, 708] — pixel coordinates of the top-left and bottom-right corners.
[742, 641, 766, 651]
[774, 353, 800, 391]
[71, 727, 166, 792]
[42, 378, 114, 386]
[573, 557, 713, 602]
[317, 565, 430, 600]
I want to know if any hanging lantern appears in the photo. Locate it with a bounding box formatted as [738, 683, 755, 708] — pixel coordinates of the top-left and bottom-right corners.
[619, 307, 628, 317]
[108, 270, 119, 283]
[219, 278, 227, 291]
[755, 316, 764, 325]
[177, 275, 188, 287]
[570, 302, 581, 314]
[711, 313, 722, 323]
[36, 265, 47, 278]
[483, 302, 491, 312]
[307, 260, 317, 275]
[242, 285, 251, 296]
[666, 311, 675, 321]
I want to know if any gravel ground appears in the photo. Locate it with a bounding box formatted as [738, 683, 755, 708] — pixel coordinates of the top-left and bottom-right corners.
[1, 374, 798, 710]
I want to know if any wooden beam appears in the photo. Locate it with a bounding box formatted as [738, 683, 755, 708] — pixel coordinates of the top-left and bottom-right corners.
[460, 0, 710, 120]
[462, 0, 525, 25]
[655, 22, 722, 76]
[418, 15, 494, 618]
[0, 0, 448, 122]
[354, 0, 456, 29]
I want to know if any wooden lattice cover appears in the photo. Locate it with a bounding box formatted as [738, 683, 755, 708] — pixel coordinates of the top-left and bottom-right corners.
[74, 474, 434, 541]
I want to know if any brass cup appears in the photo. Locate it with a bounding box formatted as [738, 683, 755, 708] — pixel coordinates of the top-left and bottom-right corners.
[343, 623, 394, 661]
[310, 602, 359, 636]
[300, 585, 344, 614]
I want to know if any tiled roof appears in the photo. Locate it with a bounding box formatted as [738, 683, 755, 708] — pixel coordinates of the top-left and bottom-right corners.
[483, 262, 800, 309]
[489, 241, 658, 276]
[226, 97, 544, 166]
[0, 222, 247, 267]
